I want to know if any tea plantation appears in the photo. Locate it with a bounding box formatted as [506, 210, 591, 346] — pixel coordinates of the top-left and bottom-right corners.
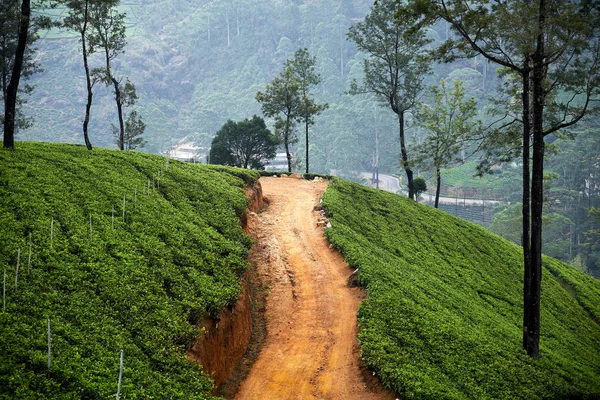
[0, 143, 258, 399]
[322, 178, 600, 399]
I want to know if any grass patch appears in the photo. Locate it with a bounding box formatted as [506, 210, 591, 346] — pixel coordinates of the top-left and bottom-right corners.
[0, 142, 258, 399]
[322, 178, 600, 399]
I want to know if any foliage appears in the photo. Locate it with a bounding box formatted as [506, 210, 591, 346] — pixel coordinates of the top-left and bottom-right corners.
[322, 178, 600, 399]
[347, 0, 431, 199]
[414, 78, 480, 206]
[209, 115, 278, 170]
[411, 176, 427, 198]
[256, 64, 300, 173]
[287, 47, 328, 174]
[115, 109, 146, 150]
[0, 142, 258, 399]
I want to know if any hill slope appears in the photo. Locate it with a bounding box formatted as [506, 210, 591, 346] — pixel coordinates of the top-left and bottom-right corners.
[0, 143, 258, 399]
[322, 178, 600, 399]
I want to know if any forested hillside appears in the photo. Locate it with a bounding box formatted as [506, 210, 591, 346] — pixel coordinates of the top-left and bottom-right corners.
[20, 0, 493, 174]
[323, 178, 600, 399]
[7, 0, 600, 272]
[0, 142, 257, 398]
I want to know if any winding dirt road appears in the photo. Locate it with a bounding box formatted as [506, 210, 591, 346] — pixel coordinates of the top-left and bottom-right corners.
[235, 177, 394, 400]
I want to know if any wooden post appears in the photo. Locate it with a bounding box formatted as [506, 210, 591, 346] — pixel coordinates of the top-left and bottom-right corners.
[482, 199, 486, 225]
[15, 247, 21, 288]
[28, 233, 32, 274]
[3, 269, 6, 313]
[116, 350, 124, 399]
[47, 318, 51, 372]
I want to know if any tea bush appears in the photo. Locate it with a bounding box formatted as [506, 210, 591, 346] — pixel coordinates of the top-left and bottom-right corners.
[322, 178, 600, 399]
[0, 142, 258, 399]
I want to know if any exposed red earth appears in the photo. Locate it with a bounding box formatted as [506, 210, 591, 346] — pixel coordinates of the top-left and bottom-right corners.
[233, 176, 395, 400]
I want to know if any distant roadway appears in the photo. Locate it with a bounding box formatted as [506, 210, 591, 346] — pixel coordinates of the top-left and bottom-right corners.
[360, 172, 500, 206]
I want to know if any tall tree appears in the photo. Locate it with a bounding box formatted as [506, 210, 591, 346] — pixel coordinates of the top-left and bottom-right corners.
[348, 0, 431, 199]
[414, 0, 600, 359]
[1, 0, 47, 143]
[209, 115, 278, 169]
[288, 48, 328, 174]
[89, 1, 129, 150]
[2, 0, 30, 150]
[256, 66, 301, 172]
[64, 0, 97, 150]
[414, 79, 480, 208]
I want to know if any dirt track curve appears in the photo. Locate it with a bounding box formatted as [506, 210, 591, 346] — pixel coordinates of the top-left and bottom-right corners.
[235, 177, 395, 400]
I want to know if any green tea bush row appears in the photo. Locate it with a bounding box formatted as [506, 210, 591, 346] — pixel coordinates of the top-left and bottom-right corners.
[322, 178, 600, 399]
[0, 143, 258, 399]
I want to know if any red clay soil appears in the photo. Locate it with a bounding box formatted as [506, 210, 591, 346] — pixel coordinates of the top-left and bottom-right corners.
[234, 176, 395, 400]
[187, 181, 264, 388]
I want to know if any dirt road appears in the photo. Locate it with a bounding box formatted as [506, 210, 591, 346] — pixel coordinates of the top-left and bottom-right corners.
[235, 177, 395, 400]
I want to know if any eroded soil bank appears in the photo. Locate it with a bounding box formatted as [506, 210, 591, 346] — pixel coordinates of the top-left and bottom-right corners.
[186, 180, 264, 388]
[188, 176, 393, 399]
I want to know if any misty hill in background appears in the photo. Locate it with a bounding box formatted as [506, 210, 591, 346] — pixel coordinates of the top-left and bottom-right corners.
[21, 0, 494, 177]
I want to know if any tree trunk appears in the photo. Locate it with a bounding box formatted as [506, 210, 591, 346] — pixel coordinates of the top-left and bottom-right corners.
[305, 115, 309, 174]
[285, 114, 292, 173]
[226, 15, 230, 47]
[526, 0, 546, 360]
[3, 0, 30, 150]
[372, 157, 376, 185]
[112, 78, 124, 150]
[81, 0, 93, 151]
[521, 62, 532, 351]
[434, 168, 441, 209]
[375, 129, 380, 189]
[102, 40, 125, 151]
[399, 111, 414, 199]
[2, 68, 6, 98]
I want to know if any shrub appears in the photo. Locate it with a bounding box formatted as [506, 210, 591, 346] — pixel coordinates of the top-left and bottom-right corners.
[322, 178, 600, 399]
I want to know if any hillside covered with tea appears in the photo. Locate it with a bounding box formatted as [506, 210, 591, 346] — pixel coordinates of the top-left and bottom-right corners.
[322, 178, 600, 399]
[0, 142, 258, 399]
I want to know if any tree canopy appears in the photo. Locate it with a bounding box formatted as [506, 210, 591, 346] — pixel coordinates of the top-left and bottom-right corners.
[413, 0, 600, 359]
[348, 0, 431, 199]
[256, 66, 300, 172]
[209, 115, 278, 169]
[414, 79, 480, 208]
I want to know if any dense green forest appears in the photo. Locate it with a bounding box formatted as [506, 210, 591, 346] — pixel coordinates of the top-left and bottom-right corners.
[19, 0, 494, 170]
[0, 142, 257, 398]
[323, 178, 600, 399]
[6, 0, 597, 274]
